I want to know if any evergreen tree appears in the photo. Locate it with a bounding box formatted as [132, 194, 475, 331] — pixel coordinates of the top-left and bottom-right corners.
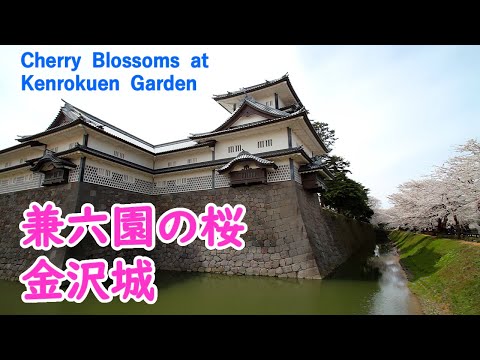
[311, 120, 374, 222]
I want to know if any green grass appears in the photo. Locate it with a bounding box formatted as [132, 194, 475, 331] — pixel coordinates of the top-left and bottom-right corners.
[390, 230, 480, 315]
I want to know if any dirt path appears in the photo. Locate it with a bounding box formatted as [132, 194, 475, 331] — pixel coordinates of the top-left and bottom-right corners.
[461, 240, 480, 246]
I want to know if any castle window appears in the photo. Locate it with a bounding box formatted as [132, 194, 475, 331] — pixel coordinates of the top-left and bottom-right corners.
[167, 161, 177, 167]
[114, 150, 125, 159]
[122, 174, 134, 183]
[0, 179, 9, 186]
[69, 142, 77, 149]
[176, 178, 187, 185]
[49, 146, 58, 153]
[258, 139, 272, 148]
[15, 176, 25, 183]
[19, 158, 25, 164]
[266, 100, 273, 107]
[4, 161, 11, 168]
[228, 145, 242, 153]
[97, 168, 111, 178]
[156, 180, 167, 188]
[187, 158, 197, 164]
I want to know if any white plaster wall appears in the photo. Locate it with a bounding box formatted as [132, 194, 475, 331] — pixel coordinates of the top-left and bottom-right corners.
[87, 133, 153, 168]
[291, 130, 314, 158]
[155, 148, 212, 169]
[154, 168, 212, 184]
[215, 127, 288, 159]
[255, 95, 275, 107]
[234, 114, 269, 127]
[0, 147, 45, 169]
[85, 157, 152, 182]
[82, 157, 153, 194]
[154, 168, 213, 194]
[0, 168, 43, 194]
[292, 159, 303, 184]
[43, 129, 84, 154]
[266, 158, 291, 183]
[67, 158, 81, 183]
[255, 95, 285, 109]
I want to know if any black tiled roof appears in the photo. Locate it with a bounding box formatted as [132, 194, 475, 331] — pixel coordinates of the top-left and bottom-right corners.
[298, 161, 334, 179]
[30, 150, 76, 171]
[190, 110, 307, 139]
[0, 163, 30, 174]
[213, 74, 289, 100]
[25, 145, 308, 176]
[217, 150, 278, 173]
[0, 141, 40, 156]
[212, 97, 294, 132]
[155, 147, 308, 174]
[242, 97, 291, 117]
[298, 162, 325, 173]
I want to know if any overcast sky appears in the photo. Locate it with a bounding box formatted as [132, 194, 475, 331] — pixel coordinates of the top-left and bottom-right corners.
[1, 45, 478, 208]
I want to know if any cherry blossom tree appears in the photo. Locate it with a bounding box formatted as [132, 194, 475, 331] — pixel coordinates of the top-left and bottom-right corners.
[434, 139, 480, 228]
[368, 196, 391, 227]
[385, 139, 479, 234]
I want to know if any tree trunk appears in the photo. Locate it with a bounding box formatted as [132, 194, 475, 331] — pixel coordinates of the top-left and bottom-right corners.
[453, 214, 461, 239]
[441, 215, 448, 234]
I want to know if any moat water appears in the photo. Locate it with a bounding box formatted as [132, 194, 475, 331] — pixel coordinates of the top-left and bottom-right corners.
[0, 243, 422, 315]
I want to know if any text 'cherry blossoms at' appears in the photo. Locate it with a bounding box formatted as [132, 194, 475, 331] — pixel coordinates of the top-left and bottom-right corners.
[18, 201, 248, 304]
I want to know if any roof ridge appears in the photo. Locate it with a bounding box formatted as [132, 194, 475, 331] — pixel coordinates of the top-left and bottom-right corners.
[191, 109, 307, 138]
[154, 138, 195, 147]
[209, 96, 294, 133]
[217, 149, 277, 173]
[61, 101, 156, 148]
[212, 74, 289, 99]
[244, 97, 291, 116]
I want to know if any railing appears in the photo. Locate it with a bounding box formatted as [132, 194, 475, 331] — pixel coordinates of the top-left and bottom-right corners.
[230, 168, 267, 186]
[42, 169, 68, 186]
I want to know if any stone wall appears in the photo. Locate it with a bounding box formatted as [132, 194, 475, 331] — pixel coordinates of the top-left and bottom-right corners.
[0, 180, 376, 281]
[295, 185, 376, 277]
[0, 182, 80, 281]
[71, 181, 319, 279]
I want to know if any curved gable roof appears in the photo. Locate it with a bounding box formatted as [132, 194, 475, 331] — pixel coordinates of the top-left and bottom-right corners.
[212, 74, 303, 114]
[217, 150, 278, 174]
[214, 97, 291, 132]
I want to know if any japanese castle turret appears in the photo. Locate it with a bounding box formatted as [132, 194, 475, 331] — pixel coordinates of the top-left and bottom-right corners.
[0, 75, 374, 282]
[0, 74, 332, 195]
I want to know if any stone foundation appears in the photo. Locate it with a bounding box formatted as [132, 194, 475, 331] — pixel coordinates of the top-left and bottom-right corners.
[0, 180, 375, 281]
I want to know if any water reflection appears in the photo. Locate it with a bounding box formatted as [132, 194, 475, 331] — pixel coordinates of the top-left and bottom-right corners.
[367, 246, 422, 315]
[0, 244, 422, 315]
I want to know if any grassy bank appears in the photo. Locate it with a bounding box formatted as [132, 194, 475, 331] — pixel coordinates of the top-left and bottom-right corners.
[390, 230, 480, 315]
